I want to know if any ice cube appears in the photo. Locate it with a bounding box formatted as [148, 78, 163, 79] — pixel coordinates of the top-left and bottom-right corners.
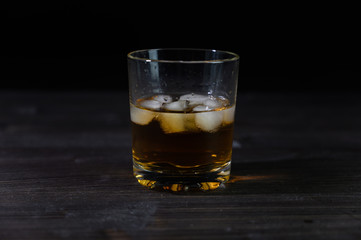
[203, 99, 222, 109]
[192, 105, 210, 112]
[158, 112, 186, 133]
[153, 95, 173, 103]
[179, 93, 210, 106]
[163, 100, 188, 111]
[140, 100, 162, 110]
[192, 99, 222, 112]
[195, 111, 223, 132]
[217, 96, 230, 106]
[223, 105, 235, 124]
[130, 105, 155, 125]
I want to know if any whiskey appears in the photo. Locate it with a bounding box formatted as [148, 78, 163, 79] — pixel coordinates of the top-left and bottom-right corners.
[130, 93, 235, 190]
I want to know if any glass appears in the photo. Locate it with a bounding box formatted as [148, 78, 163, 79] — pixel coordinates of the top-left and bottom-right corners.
[127, 49, 239, 191]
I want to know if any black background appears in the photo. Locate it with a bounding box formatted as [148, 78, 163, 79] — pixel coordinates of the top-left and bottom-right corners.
[2, 3, 360, 91]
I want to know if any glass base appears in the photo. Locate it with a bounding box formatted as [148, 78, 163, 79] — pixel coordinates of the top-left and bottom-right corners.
[133, 160, 231, 192]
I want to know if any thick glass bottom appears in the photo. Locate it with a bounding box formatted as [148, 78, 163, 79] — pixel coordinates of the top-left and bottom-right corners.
[133, 159, 231, 192]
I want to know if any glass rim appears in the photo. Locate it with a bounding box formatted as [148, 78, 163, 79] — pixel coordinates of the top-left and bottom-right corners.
[127, 48, 239, 63]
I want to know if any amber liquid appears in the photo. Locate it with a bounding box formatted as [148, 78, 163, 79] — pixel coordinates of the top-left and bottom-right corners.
[132, 120, 233, 173]
[130, 95, 235, 191]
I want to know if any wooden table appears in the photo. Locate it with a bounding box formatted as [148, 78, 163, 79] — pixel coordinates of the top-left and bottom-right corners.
[1, 91, 360, 239]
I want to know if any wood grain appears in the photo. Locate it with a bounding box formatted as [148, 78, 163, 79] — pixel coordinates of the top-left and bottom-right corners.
[0, 91, 360, 239]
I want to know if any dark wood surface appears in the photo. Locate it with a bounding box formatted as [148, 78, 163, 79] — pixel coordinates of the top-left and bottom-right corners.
[1, 91, 361, 240]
